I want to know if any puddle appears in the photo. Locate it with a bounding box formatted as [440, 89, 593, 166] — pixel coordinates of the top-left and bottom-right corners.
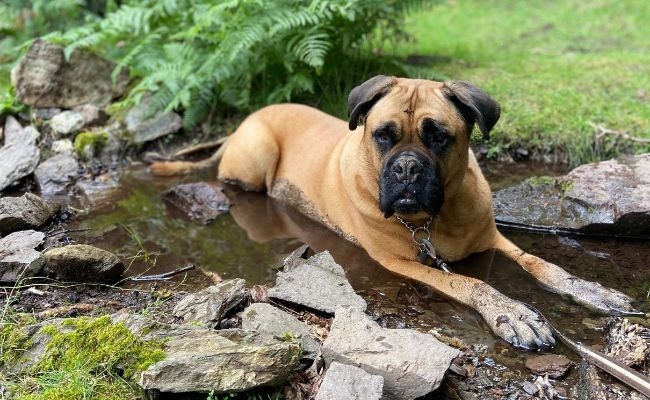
[63, 163, 649, 379]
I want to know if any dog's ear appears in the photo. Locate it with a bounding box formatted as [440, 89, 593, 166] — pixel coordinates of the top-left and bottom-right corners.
[348, 75, 397, 130]
[442, 80, 500, 140]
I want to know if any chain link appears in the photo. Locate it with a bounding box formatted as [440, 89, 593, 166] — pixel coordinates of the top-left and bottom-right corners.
[395, 215, 433, 252]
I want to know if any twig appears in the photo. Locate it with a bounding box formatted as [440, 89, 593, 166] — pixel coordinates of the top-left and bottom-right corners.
[589, 122, 650, 143]
[129, 264, 195, 281]
[172, 137, 228, 159]
[36, 303, 97, 318]
[198, 267, 223, 285]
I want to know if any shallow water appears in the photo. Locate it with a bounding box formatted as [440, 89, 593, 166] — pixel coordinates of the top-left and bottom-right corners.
[66, 164, 650, 373]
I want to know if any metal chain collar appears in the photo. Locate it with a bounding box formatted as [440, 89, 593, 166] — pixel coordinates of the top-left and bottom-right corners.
[395, 215, 433, 253]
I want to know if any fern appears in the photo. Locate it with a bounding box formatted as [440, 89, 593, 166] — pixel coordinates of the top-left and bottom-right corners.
[46, 0, 441, 128]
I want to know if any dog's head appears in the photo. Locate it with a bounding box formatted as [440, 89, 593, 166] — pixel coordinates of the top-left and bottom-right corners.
[348, 75, 500, 219]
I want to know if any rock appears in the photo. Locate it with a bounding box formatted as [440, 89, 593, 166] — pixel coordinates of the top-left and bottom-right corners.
[0, 230, 45, 282]
[11, 39, 129, 108]
[73, 104, 108, 127]
[40, 244, 125, 283]
[74, 174, 121, 206]
[51, 139, 74, 155]
[322, 307, 460, 400]
[50, 110, 85, 137]
[525, 354, 573, 378]
[125, 97, 182, 144]
[0, 193, 60, 236]
[494, 154, 650, 237]
[0, 118, 40, 192]
[242, 302, 320, 360]
[162, 182, 231, 224]
[315, 362, 384, 400]
[268, 251, 367, 314]
[172, 279, 247, 328]
[34, 153, 80, 195]
[139, 327, 300, 394]
[603, 317, 649, 367]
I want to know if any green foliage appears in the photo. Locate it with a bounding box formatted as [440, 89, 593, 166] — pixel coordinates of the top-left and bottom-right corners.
[48, 0, 439, 128]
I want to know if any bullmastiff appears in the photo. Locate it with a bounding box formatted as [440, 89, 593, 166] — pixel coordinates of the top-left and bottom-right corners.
[151, 76, 638, 349]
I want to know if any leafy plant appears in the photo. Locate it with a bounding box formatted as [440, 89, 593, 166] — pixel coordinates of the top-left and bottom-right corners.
[47, 0, 439, 128]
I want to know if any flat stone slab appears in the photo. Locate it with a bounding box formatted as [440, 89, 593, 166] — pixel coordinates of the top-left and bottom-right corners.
[34, 153, 80, 195]
[493, 154, 650, 237]
[172, 279, 247, 328]
[125, 96, 182, 144]
[315, 361, 384, 400]
[268, 251, 367, 314]
[242, 302, 319, 359]
[322, 307, 460, 400]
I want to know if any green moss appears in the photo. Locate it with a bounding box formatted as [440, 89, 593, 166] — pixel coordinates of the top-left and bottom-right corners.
[0, 314, 37, 367]
[73, 131, 109, 159]
[37, 315, 165, 379]
[525, 175, 556, 187]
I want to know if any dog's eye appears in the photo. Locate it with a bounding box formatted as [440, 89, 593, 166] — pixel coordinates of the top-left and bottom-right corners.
[376, 132, 391, 144]
[372, 123, 397, 154]
[421, 119, 452, 151]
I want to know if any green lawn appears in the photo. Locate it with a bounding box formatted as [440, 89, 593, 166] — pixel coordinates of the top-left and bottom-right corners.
[402, 0, 650, 165]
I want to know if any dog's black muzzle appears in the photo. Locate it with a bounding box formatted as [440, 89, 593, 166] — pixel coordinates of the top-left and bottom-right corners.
[379, 151, 444, 218]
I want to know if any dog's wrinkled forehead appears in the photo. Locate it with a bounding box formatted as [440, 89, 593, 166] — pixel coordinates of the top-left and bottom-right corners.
[348, 75, 501, 140]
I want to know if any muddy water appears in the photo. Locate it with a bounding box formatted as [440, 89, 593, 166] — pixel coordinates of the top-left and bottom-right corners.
[68, 164, 649, 375]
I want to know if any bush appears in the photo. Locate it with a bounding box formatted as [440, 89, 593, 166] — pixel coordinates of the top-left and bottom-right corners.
[48, 0, 439, 128]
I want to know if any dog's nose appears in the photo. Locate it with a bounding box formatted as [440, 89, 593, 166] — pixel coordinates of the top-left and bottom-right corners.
[391, 154, 422, 183]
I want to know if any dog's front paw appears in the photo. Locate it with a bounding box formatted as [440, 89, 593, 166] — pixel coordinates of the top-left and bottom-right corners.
[472, 284, 555, 350]
[557, 276, 640, 315]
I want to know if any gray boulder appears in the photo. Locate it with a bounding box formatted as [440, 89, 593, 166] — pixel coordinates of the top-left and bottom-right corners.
[0, 230, 45, 282]
[172, 279, 247, 328]
[40, 244, 124, 283]
[315, 362, 384, 400]
[268, 251, 367, 314]
[494, 154, 650, 237]
[0, 117, 40, 192]
[0, 192, 60, 236]
[322, 307, 460, 400]
[125, 96, 182, 144]
[50, 110, 85, 137]
[11, 39, 129, 108]
[34, 153, 80, 195]
[242, 302, 320, 359]
[162, 182, 231, 224]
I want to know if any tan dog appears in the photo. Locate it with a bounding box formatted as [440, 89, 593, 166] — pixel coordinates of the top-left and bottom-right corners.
[151, 76, 638, 349]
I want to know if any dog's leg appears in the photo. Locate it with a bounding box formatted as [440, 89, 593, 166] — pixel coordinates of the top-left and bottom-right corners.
[382, 257, 555, 349]
[494, 233, 640, 315]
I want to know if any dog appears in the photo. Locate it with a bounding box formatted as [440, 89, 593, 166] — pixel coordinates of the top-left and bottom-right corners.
[151, 76, 638, 349]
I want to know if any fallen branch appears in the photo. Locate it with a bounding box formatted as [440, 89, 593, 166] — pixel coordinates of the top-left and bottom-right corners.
[130, 264, 195, 281]
[36, 303, 97, 318]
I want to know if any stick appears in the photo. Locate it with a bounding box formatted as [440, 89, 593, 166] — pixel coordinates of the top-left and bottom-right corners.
[172, 137, 228, 159]
[130, 264, 195, 281]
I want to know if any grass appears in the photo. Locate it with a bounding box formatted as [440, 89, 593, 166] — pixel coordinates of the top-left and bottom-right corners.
[399, 0, 650, 165]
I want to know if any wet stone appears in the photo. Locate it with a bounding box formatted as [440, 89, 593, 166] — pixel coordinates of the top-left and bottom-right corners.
[74, 174, 121, 207]
[73, 104, 107, 127]
[524, 354, 573, 379]
[40, 244, 125, 283]
[315, 361, 384, 400]
[162, 182, 231, 224]
[268, 251, 367, 314]
[494, 154, 650, 237]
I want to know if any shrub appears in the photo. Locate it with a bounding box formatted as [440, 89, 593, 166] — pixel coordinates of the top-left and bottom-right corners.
[47, 0, 439, 128]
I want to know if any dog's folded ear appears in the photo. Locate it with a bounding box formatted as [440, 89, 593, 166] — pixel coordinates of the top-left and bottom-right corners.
[348, 75, 397, 131]
[442, 81, 501, 140]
